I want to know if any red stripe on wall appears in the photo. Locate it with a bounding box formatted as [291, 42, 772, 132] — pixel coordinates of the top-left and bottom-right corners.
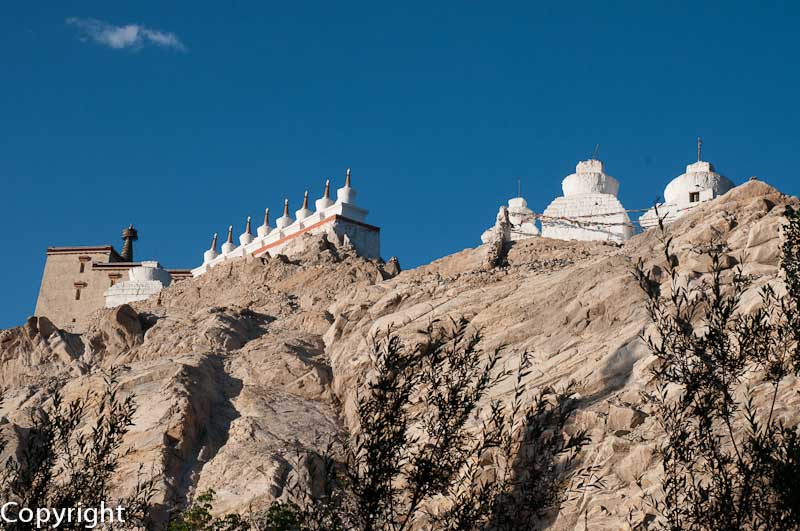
[250, 215, 379, 257]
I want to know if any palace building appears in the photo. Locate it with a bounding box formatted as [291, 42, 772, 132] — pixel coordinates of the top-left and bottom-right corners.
[34, 226, 190, 333]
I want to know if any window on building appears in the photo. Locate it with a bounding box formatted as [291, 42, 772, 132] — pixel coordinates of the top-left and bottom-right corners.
[109, 274, 122, 287]
[689, 192, 700, 203]
[79, 256, 91, 274]
[74, 281, 87, 301]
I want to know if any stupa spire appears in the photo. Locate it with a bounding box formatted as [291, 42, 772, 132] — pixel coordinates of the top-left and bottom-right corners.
[121, 224, 138, 262]
[239, 216, 255, 246]
[203, 232, 220, 264]
[221, 225, 236, 254]
[295, 190, 313, 220]
[276, 198, 294, 229]
[337, 168, 357, 204]
[257, 208, 272, 238]
[316, 179, 335, 211]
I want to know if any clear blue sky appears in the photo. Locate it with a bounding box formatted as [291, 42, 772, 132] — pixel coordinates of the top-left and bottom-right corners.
[1, 1, 799, 329]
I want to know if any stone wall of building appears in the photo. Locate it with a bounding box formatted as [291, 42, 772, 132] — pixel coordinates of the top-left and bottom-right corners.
[34, 247, 125, 333]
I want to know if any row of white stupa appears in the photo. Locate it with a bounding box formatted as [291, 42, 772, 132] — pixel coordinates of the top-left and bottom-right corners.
[193, 169, 374, 276]
[482, 154, 735, 245]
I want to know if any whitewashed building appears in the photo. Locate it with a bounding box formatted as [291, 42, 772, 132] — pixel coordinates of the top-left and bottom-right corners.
[192, 169, 380, 277]
[541, 159, 633, 244]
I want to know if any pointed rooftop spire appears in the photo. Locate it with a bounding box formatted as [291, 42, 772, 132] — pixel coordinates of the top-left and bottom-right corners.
[121, 224, 138, 262]
[276, 198, 294, 229]
[226, 225, 233, 244]
[257, 207, 272, 238]
[204, 232, 221, 264]
[239, 216, 255, 246]
[316, 179, 335, 211]
[295, 190, 314, 221]
[337, 168, 357, 204]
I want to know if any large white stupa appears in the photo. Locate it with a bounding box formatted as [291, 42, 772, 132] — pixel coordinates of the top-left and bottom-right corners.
[639, 145, 734, 229]
[541, 159, 633, 244]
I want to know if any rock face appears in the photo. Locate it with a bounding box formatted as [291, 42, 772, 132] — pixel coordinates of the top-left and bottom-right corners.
[0, 180, 798, 530]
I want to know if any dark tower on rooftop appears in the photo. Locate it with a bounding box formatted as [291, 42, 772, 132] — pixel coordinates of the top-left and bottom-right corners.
[121, 224, 138, 262]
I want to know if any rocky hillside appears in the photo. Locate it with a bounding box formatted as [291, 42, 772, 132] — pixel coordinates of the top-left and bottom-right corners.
[0, 180, 797, 530]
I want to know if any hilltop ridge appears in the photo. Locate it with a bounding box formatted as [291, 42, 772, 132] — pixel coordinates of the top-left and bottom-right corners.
[0, 180, 797, 530]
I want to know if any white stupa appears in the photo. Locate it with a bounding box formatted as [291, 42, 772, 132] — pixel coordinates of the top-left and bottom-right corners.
[640, 140, 734, 229]
[295, 191, 313, 221]
[481, 196, 539, 244]
[104, 261, 173, 308]
[221, 225, 236, 254]
[315, 180, 334, 211]
[541, 159, 633, 244]
[239, 217, 254, 246]
[203, 233, 220, 264]
[275, 199, 293, 230]
[257, 209, 272, 238]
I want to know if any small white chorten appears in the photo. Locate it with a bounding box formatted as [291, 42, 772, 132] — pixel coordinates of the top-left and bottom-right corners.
[239, 217, 254, 246]
[541, 159, 633, 243]
[276, 199, 294, 229]
[204, 233, 220, 264]
[104, 261, 173, 308]
[295, 191, 313, 221]
[337, 168, 356, 204]
[639, 140, 734, 229]
[481, 196, 539, 244]
[257, 208, 271, 238]
[221, 225, 236, 254]
[315, 180, 334, 211]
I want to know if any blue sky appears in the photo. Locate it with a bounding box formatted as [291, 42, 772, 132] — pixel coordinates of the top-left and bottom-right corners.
[1, 1, 799, 329]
